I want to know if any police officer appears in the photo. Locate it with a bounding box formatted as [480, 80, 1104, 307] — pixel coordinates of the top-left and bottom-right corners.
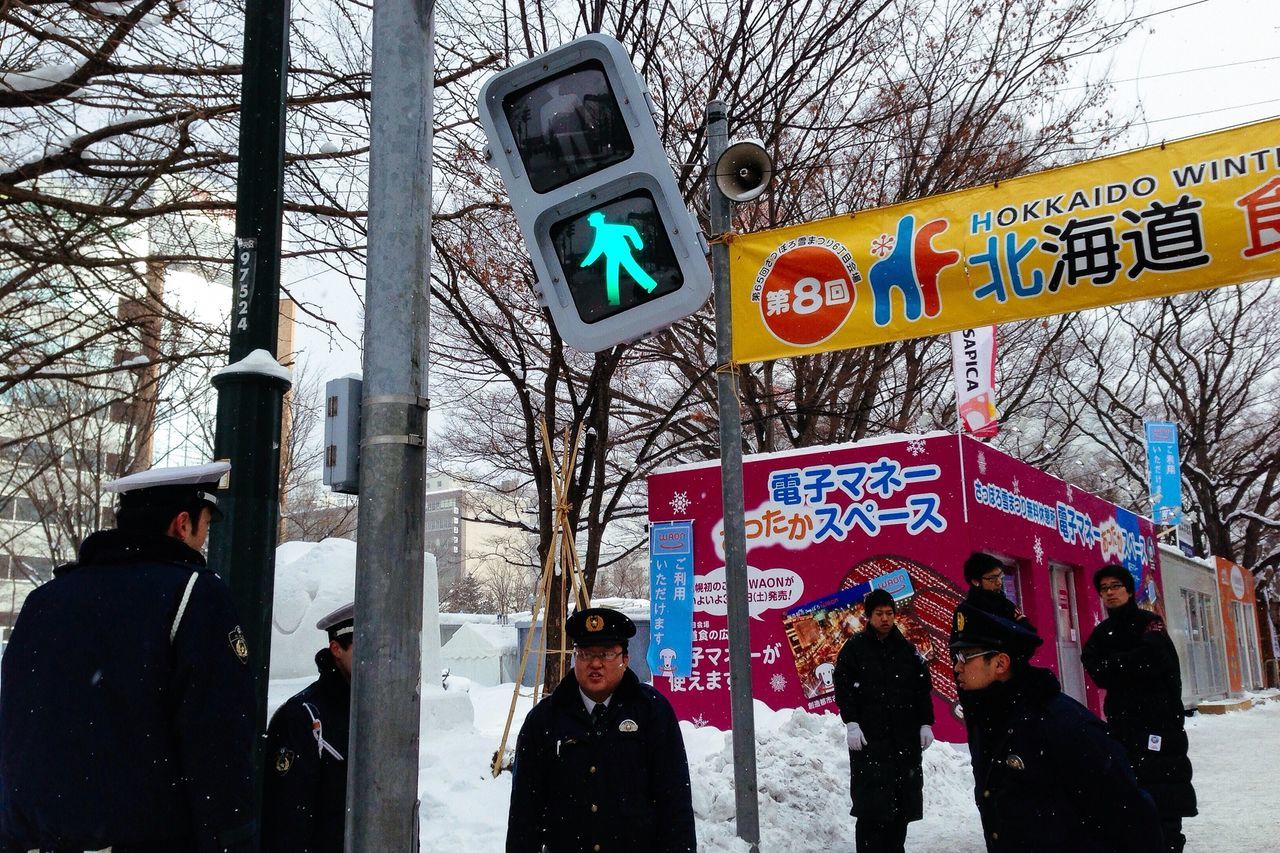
[0, 462, 255, 852]
[952, 602, 1163, 853]
[833, 589, 934, 853]
[263, 601, 354, 853]
[506, 606, 696, 852]
[1081, 565, 1197, 852]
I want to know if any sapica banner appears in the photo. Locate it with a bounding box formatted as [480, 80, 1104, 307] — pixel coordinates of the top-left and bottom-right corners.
[950, 326, 998, 437]
[729, 117, 1280, 363]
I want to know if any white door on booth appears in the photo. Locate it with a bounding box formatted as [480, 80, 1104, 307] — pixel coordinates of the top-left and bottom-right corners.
[1050, 564, 1088, 704]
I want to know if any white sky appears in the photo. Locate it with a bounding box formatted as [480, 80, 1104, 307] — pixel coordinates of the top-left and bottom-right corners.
[290, 0, 1280, 384]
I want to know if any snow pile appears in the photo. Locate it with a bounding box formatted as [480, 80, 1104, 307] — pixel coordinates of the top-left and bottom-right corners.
[269, 538, 357, 679]
[681, 703, 983, 851]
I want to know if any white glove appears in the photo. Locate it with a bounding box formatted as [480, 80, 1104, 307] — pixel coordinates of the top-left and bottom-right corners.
[920, 725, 934, 750]
[846, 722, 867, 751]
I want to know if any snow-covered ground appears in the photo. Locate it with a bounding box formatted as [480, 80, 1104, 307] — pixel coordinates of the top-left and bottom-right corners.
[263, 538, 1280, 850]
[268, 676, 1280, 851]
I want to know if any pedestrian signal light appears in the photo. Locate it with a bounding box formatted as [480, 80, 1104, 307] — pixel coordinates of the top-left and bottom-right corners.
[478, 34, 711, 352]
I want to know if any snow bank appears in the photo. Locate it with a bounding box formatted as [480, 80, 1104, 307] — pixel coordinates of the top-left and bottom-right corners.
[270, 538, 357, 679]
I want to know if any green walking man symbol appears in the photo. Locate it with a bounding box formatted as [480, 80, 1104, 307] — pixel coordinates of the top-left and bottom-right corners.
[580, 211, 658, 305]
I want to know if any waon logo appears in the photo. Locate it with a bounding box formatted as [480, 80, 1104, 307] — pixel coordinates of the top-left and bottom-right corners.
[750, 236, 862, 347]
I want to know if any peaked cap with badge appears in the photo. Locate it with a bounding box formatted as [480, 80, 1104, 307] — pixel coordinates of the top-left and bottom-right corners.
[316, 601, 355, 641]
[950, 601, 1043, 660]
[566, 606, 637, 647]
[106, 461, 231, 522]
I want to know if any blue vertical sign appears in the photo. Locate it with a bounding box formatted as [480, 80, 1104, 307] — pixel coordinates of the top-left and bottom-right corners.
[1144, 420, 1183, 526]
[648, 520, 694, 678]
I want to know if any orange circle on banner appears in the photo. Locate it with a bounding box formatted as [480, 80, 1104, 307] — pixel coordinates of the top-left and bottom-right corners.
[758, 245, 857, 346]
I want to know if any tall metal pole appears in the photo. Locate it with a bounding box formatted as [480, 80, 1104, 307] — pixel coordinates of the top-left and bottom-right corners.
[346, 0, 433, 848]
[707, 99, 761, 852]
[210, 0, 290, 815]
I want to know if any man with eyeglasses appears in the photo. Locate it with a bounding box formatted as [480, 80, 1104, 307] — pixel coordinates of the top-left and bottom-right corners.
[959, 552, 1033, 629]
[952, 601, 1162, 852]
[1082, 564, 1196, 853]
[506, 606, 695, 852]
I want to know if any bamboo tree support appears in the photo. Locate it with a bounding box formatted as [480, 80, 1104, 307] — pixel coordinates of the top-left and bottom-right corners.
[491, 418, 592, 777]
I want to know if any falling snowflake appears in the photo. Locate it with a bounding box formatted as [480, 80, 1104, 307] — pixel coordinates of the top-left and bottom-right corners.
[669, 491, 691, 515]
[1033, 536, 1044, 564]
[691, 713, 708, 728]
[769, 673, 788, 693]
[977, 451, 988, 475]
[906, 438, 926, 456]
[870, 233, 896, 258]
[1011, 477, 1021, 494]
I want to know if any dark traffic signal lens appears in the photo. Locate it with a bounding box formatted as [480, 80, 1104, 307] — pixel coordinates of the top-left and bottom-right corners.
[502, 60, 634, 194]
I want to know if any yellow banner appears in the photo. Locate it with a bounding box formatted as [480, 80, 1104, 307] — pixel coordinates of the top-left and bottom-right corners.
[729, 117, 1280, 363]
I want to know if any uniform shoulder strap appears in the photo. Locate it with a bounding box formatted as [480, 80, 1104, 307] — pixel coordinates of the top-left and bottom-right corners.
[170, 569, 201, 643]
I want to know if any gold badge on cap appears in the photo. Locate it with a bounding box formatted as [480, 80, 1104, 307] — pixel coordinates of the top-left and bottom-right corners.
[275, 748, 295, 774]
[619, 719, 639, 733]
[228, 626, 249, 663]
[955, 613, 966, 631]
[585, 614, 605, 633]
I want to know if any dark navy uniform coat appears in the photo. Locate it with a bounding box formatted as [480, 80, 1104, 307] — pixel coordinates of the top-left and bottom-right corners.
[1082, 600, 1197, 819]
[0, 529, 255, 852]
[832, 626, 935, 821]
[966, 665, 1163, 853]
[506, 669, 695, 852]
[263, 648, 351, 853]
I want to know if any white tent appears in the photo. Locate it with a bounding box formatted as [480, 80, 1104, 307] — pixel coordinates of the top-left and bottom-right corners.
[440, 622, 519, 686]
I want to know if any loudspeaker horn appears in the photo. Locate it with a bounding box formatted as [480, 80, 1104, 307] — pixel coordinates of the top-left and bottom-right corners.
[714, 137, 774, 202]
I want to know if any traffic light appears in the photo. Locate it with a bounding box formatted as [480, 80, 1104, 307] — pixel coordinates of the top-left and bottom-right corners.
[478, 34, 711, 352]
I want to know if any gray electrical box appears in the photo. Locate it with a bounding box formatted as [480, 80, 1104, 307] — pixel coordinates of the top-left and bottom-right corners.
[323, 376, 362, 494]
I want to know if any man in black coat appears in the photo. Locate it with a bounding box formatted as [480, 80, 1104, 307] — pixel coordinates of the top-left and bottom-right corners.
[506, 606, 696, 852]
[263, 601, 355, 852]
[1082, 564, 1197, 853]
[0, 462, 256, 852]
[960, 552, 1033, 628]
[952, 601, 1163, 853]
[833, 589, 935, 853]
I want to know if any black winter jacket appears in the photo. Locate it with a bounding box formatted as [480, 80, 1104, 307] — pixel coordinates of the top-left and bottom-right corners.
[263, 648, 352, 852]
[506, 669, 695, 852]
[965, 665, 1163, 853]
[832, 626, 934, 821]
[1081, 600, 1197, 818]
[0, 529, 255, 852]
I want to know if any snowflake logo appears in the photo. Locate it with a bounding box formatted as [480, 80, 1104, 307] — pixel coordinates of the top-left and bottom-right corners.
[1011, 477, 1021, 494]
[870, 233, 896, 258]
[691, 713, 708, 728]
[977, 451, 988, 475]
[906, 438, 926, 456]
[669, 491, 691, 515]
[770, 673, 788, 693]
[1033, 536, 1044, 565]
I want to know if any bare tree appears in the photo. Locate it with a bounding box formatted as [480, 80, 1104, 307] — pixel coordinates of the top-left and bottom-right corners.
[426, 0, 1139, 693]
[1051, 285, 1280, 649]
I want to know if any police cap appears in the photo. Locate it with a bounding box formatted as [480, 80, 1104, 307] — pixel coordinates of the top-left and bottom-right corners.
[106, 461, 231, 522]
[950, 601, 1042, 660]
[566, 607, 636, 648]
[316, 601, 355, 640]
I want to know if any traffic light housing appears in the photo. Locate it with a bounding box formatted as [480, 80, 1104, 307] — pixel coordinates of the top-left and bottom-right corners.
[478, 34, 711, 352]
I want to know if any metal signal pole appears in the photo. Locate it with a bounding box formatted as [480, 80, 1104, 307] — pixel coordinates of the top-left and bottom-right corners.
[707, 99, 761, 852]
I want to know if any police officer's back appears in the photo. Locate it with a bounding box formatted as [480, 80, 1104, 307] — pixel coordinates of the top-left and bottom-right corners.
[0, 462, 256, 852]
[263, 602, 355, 853]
